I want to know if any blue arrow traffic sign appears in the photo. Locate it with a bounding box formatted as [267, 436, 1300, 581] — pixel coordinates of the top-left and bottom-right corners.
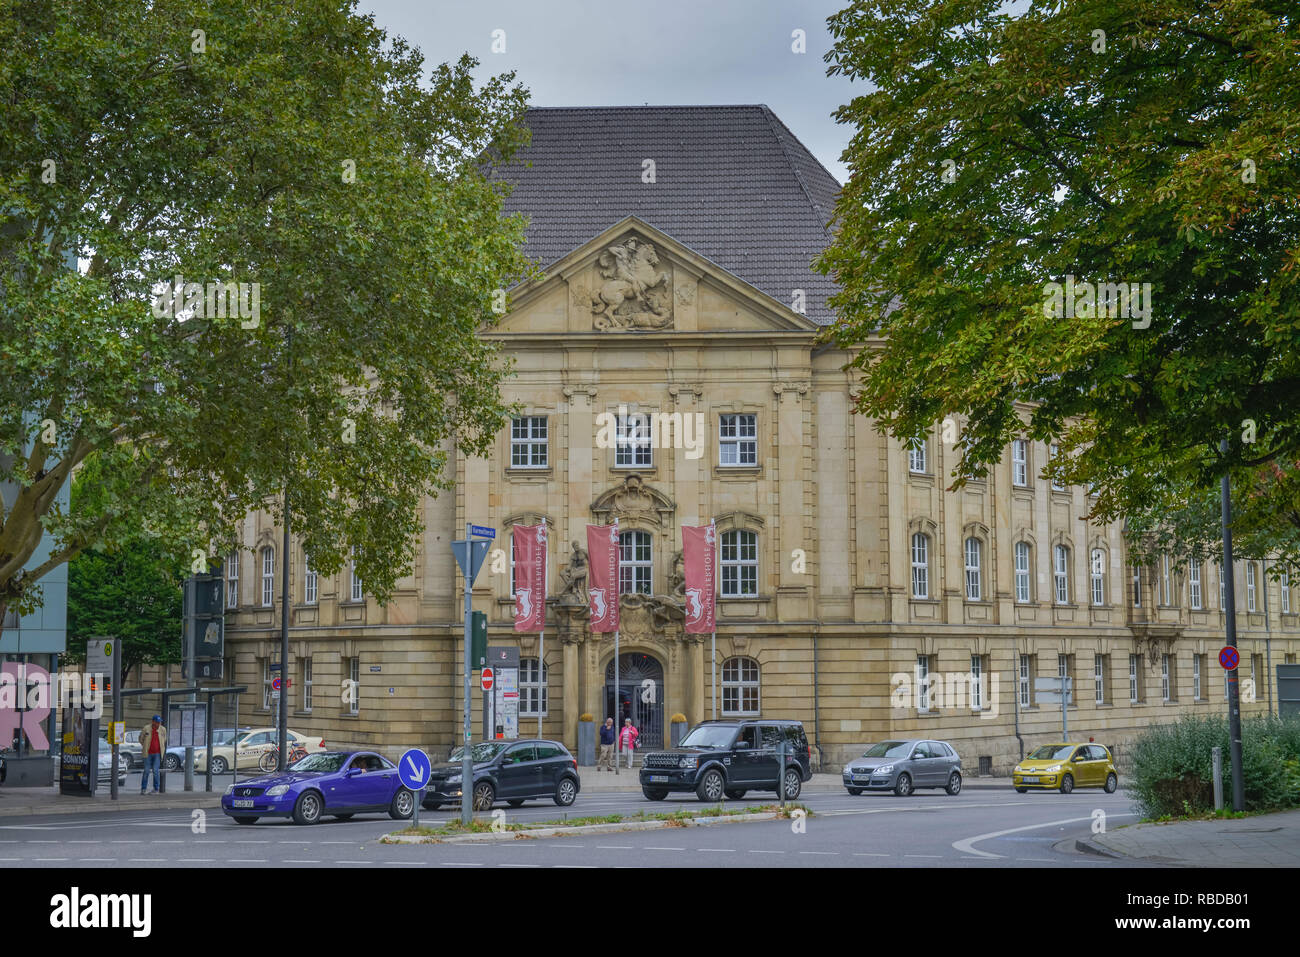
[397, 748, 432, 791]
[469, 525, 495, 539]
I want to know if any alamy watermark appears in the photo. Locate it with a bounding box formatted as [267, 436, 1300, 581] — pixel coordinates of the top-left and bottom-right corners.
[891, 668, 1000, 719]
[151, 275, 260, 328]
[1042, 275, 1152, 328]
[594, 405, 705, 460]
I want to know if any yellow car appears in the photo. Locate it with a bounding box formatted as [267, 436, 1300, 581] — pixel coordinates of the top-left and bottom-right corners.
[1013, 743, 1117, 794]
[194, 728, 325, 774]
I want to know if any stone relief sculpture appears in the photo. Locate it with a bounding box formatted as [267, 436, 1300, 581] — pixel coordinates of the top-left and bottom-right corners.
[669, 549, 685, 598]
[558, 541, 589, 604]
[590, 237, 673, 330]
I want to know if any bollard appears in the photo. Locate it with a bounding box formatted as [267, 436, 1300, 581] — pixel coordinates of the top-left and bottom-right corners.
[1212, 746, 1223, 811]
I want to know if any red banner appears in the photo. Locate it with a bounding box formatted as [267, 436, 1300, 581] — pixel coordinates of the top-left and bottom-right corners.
[512, 523, 548, 632]
[586, 522, 620, 633]
[682, 524, 716, 634]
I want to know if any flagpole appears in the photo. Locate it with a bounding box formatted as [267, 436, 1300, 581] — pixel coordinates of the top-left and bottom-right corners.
[614, 628, 620, 776]
[711, 630, 717, 720]
[539, 529, 546, 740]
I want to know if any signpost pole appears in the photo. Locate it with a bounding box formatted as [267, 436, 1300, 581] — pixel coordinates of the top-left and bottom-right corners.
[185, 584, 195, 793]
[110, 642, 120, 801]
[1221, 438, 1245, 812]
[1062, 675, 1068, 739]
[462, 523, 473, 827]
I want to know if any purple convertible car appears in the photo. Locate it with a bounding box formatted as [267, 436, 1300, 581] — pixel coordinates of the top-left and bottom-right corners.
[220, 750, 415, 825]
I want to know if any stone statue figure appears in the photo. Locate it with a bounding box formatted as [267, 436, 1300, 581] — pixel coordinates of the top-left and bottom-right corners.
[559, 541, 589, 603]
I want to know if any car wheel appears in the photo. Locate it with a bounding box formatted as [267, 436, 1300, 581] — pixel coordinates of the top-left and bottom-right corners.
[1060, 774, 1074, 794]
[1015, 787, 1028, 794]
[507, 799, 525, 808]
[472, 781, 495, 812]
[389, 787, 414, 820]
[333, 813, 355, 821]
[894, 772, 913, 797]
[554, 776, 577, 807]
[211, 756, 228, 775]
[164, 755, 180, 771]
[945, 771, 962, 796]
[696, 769, 725, 802]
[292, 790, 323, 825]
[642, 788, 667, 801]
[782, 768, 802, 800]
[847, 787, 863, 796]
[1104, 772, 1118, 794]
[233, 816, 258, 825]
[724, 789, 746, 800]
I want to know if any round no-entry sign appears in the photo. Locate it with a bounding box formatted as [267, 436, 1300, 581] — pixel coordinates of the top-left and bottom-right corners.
[481, 667, 494, 691]
[1219, 646, 1239, 670]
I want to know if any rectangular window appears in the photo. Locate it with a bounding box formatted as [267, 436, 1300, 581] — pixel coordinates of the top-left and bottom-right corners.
[1194, 654, 1202, 700]
[1054, 546, 1069, 604]
[261, 547, 275, 607]
[1019, 654, 1032, 707]
[348, 657, 360, 715]
[350, 551, 363, 603]
[1189, 562, 1202, 609]
[1090, 549, 1105, 606]
[510, 416, 548, 468]
[970, 655, 983, 709]
[1012, 439, 1028, 486]
[1283, 568, 1292, 614]
[226, 550, 239, 608]
[261, 659, 272, 710]
[1049, 444, 1065, 491]
[520, 659, 548, 717]
[300, 657, 312, 712]
[619, 531, 652, 594]
[1246, 562, 1257, 612]
[615, 413, 653, 468]
[720, 530, 758, 597]
[304, 556, 317, 605]
[1094, 654, 1106, 705]
[911, 534, 929, 599]
[1161, 654, 1171, 702]
[1129, 654, 1139, 703]
[1161, 554, 1172, 605]
[917, 655, 931, 711]
[964, 538, 982, 601]
[908, 438, 927, 474]
[1132, 565, 1141, 607]
[1014, 542, 1031, 603]
[718, 414, 758, 466]
[721, 657, 761, 715]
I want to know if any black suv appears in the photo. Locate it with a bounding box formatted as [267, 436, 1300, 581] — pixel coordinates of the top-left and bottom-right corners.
[422, 739, 581, 811]
[639, 720, 812, 802]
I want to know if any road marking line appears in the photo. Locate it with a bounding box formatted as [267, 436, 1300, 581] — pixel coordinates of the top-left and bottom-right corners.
[110, 841, 141, 844]
[441, 862, 483, 866]
[698, 848, 735, 853]
[951, 812, 1138, 859]
[27, 840, 60, 844]
[78, 859, 114, 862]
[799, 851, 839, 855]
[178, 859, 214, 863]
[749, 850, 784, 854]
[127, 858, 165, 862]
[498, 863, 541, 867]
[33, 858, 68, 861]
[904, 854, 943, 858]
[151, 840, 184, 844]
[645, 847, 685, 851]
[228, 859, 267, 863]
[283, 860, 320, 864]
[854, 852, 889, 857]
[597, 845, 634, 849]
[552, 865, 596, 868]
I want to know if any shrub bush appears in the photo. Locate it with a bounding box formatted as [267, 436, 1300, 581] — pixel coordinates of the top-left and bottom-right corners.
[1130, 713, 1300, 818]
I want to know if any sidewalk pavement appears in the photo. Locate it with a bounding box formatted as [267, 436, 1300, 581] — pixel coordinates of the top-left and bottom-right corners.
[0, 770, 1018, 816]
[1079, 808, 1300, 867]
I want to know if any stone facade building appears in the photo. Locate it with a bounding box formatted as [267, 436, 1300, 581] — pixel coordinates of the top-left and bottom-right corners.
[134, 106, 1299, 771]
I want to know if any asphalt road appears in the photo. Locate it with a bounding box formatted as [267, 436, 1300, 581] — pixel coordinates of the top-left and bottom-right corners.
[0, 788, 1153, 868]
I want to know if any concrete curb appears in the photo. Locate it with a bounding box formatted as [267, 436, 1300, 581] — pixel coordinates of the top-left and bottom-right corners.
[382, 810, 787, 844]
[1072, 838, 1123, 859]
[0, 794, 224, 817]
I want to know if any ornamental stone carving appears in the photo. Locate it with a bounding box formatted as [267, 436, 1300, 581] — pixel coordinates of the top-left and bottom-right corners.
[590, 237, 674, 331]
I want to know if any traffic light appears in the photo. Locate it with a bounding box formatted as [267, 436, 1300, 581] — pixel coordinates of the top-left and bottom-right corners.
[471, 611, 487, 668]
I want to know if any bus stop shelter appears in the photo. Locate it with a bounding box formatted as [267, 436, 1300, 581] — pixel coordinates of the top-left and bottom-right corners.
[118, 685, 246, 793]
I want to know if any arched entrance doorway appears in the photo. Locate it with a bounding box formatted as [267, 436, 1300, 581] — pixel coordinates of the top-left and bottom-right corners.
[605, 652, 665, 750]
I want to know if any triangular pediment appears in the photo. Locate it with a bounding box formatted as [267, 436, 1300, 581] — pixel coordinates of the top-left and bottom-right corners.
[491, 216, 819, 336]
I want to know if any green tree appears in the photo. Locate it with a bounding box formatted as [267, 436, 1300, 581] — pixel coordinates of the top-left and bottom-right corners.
[66, 464, 186, 685]
[818, 1, 1300, 544]
[0, 0, 535, 622]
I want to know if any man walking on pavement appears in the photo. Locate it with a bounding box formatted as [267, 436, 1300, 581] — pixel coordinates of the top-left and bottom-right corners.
[597, 717, 616, 770]
[140, 714, 167, 794]
[619, 717, 639, 769]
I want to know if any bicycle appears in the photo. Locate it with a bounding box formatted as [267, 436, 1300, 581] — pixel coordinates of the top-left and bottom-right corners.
[259, 743, 308, 773]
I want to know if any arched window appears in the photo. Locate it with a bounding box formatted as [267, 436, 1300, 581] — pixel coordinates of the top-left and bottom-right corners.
[964, 537, 982, 601]
[260, 546, 275, 607]
[721, 530, 758, 597]
[1053, 545, 1070, 604]
[721, 657, 760, 716]
[520, 658, 548, 716]
[619, 531, 652, 594]
[911, 533, 930, 599]
[1090, 549, 1105, 606]
[1014, 542, 1032, 603]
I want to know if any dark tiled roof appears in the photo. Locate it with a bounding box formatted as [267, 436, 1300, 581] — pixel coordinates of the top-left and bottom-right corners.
[496, 105, 842, 325]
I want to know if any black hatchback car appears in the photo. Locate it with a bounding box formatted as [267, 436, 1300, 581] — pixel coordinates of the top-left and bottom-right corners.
[639, 719, 812, 802]
[421, 739, 581, 811]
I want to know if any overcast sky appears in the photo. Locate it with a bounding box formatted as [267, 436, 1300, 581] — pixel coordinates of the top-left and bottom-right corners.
[360, 0, 858, 184]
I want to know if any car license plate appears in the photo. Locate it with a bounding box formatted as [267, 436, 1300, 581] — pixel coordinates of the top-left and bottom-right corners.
[649, 775, 669, 783]
[232, 799, 254, 808]
[853, 775, 870, 782]
[1023, 777, 1039, 783]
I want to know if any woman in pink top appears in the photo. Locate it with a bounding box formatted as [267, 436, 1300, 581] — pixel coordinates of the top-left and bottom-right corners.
[619, 718, 639, 768]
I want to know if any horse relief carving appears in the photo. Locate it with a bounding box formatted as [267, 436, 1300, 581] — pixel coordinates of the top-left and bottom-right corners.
[590, 237, 673, 330]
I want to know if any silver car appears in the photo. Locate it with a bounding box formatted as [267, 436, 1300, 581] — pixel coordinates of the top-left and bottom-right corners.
[842, 739, 962, 796]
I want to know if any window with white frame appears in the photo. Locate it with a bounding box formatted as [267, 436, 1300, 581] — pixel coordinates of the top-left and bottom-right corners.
[1129, 654, 1139, 702]
[1246, 561, 1257, 612]
[1132, 565, 1142, 607]
[1283, 568, 1292, 614]
[721, 530, 758, 597]
[1189, 562, 1202, 609]
[304, 555, 317, 605]
[1094, 654, 1106, 704]
[911, 533, 930, 599]
[520, 658, 548, 716]
[970, 655, 985, 709]
[510, 416, 548, 468]
[1012, 439, 1028, 486]
[964, 537, 982, 601]
[1090, 549, 1105, 606]
[1161, 654, 1171, 701]
[350, 552, 363, 603]
[300, 657, 312, 712]
[1014, 542, 1031, 603]
[721, 657, 760, 715]
[348, 657, 360, 715]
[907, 437, 927, 474]
[226, 550, 239, 608]
[718, 414, 758, 466]
[1019, 654, 1032, 707]
[1194, 654, 1202, 699]
[614, 413, 653, 468]
[619, 530, 652, 594]
[1054, 545, 1070, 604]
[1161, 554, 1173, 605]
[917, 655, 931, 711]
[260, 546, 275, 607]
[1049, 444, 1065, 491]
[261, 658, 272, 710]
